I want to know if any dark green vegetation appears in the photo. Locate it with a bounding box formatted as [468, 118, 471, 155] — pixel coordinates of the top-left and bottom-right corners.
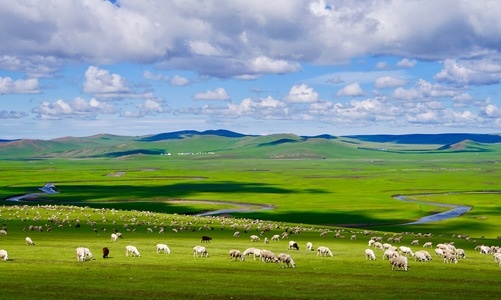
[0, 131, 500, 299]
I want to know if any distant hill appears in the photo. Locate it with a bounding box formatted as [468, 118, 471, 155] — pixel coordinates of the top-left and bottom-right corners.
[346, 133, 501, 144]
[0, 130, 499, 159]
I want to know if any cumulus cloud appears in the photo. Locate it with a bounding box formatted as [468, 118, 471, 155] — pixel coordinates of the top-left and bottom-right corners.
[397, 59, 417, 68]
[84, 66, 130, 95]
[374, 76, 407, 89]
[336, 82, 365, 97]
[393, 79, 460, 100]
[4, 1, 501, 77]
[0, 76, 39, 94]
[435, 58, 501, 85]
[284, 84, 319, 103]
[32, 97, 118, 119]
[0, 110, 28, 119]
[170, 75, 190, 86]
[122, 98, 168, 118]
[192, 88, 230, 101]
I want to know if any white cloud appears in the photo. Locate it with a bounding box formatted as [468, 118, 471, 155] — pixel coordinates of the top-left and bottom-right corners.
[170, 75, 190, 86]
[247, 56, 301, 74]
[188, 40, 223, 56]
[192, 88, 230, 100]
[0, 76, 39, 94]
[374, 76, 406, 89]
[326, 75, 344, 84]
[336, 82, 365, 97]
[32, 97, 118, 119]
[435, 59, 501, 85]
[284, 84, 319, 103]
[0, 110, 28, 119]
[84, 66, 130, 94]
[397, 59, 417, 68]
[143, 71, 168, 81]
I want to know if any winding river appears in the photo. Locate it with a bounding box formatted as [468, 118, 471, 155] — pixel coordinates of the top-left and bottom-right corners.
[6, 184, 474, 225]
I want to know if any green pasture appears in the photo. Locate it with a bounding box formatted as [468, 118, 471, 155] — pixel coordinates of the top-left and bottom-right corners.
[1, 152, 500, 238]
[0, 205, 500, 299]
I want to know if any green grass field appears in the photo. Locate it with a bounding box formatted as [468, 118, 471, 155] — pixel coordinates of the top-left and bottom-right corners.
[1, 137, 500, 299]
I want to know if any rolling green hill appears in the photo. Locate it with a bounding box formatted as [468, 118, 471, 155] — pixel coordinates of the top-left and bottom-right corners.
[0, 130, 500, 159]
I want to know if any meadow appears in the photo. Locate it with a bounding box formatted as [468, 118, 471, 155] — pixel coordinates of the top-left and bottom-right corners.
[1, 136, 500, 299]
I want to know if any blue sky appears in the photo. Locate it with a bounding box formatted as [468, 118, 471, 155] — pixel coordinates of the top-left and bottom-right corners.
[1, 0, 501, 139]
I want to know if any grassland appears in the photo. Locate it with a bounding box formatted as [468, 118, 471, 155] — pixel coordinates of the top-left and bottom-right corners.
[0, 133, 500, 299]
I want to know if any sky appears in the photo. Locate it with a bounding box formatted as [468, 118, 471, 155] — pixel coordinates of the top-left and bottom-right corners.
[1, 0, 501, 140]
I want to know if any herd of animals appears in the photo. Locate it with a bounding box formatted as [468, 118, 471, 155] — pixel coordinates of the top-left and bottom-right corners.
[0, 205, 500, 271]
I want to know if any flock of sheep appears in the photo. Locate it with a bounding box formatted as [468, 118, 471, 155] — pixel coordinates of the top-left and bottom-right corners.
[0, 204, 500, 272]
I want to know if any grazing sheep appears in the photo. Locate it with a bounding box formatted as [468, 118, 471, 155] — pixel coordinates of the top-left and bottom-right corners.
[399, 246, 414, 257]
[0, 249, 8, 261]
[435, 248, 444, 257]
[306, 242, 314, 251]
[365, 249, 376, 260]
[229, 249, 243, 261]
[250, 235, 260, 242]
[423, 242, 433, 248]
[25, 236, 35, 246]
[264, 237, 269, 244]
[389, 255, 408, 271]
[414, 250, 431, 262]
[0, 229, 7, 235]
[317, 246, 333, 257]
[479, 245, 490, 254]
[260, 249, 277, 263]
[493, 253, 501, 265]
[455, 248, 466, 259]
[156, 243, 171, 254]
[410, 240, 419, 246]
[193, 246, 208, 257]
[102, 247, 110, 258]
[76, 247, 93, 262]
[383, 249, 399, 260]
[233, 231, 240, 237]
[242, 248, 259, 261]
[125, 245, 141, 257]
[271, 234, 280, 241]
[201, 236, 212, 243]
[373, 242, 384, 251]
[443, 252, 458, 264]
[111, 233, 118, 242]
[277, 253, 296, 268]
[350, 235, 357, 240]
[288, 241, 299, 250]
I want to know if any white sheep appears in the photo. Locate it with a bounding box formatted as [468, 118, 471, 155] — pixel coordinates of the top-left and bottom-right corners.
[250, 235, 260, 242]
[242, 247, 259, 261]
[260, 249, 277, 263]
[493, 253, 501, 265]
[111, 233, 118, 242]
[389, 255, 408, 271]
[264, 237, 269, 244]
[229, 249, 243, 261]
[0, 229, 7, 235]
[455, 248, 466, 259]
[156, 243, 171, 254]
[365, 249, 376, 260]
[317, 246, 333, 257]
[288, 241, 299, 250]
[271, 234, 280, 241]
[410, 240, 419, 246]
[193, 246, 208, 257]
[443, 252, 458, 264]
[423, 242, 433, 248]
[233, 231, 240, 237]
[277, 253, 296, 268]
[383, 249, 399, 260]
[435, 248, 444, 257]
[25, 236, 35, 246]
[0, 249, 8, 261]
[306, 242, 314, 251]
[76, 247, 93, 262]
[399, 246, 414, 257]
[479, 245, 491, 254]
[125, 245, 141, 257]
[414, 250, 431, 262]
